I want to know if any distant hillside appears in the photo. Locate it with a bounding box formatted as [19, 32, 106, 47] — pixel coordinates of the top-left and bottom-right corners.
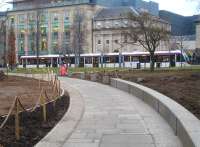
[159, 10, 199, 36]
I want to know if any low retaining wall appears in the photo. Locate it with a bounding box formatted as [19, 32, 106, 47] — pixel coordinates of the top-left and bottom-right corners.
[69, 72, 111, 84]
[110, 78, 200, 147]
[35, 83, 85, 147]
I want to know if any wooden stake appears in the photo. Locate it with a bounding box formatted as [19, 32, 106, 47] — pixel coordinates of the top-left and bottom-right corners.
[39, 79, 41, 89]
[15, 98, 20, 140]
[39, 89, 47, 122]
[58, 80, 61, 96]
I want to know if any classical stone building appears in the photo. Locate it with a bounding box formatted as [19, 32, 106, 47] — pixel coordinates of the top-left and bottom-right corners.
[93, 7, 171, 54]
[6, 0, 101, 62]
[6, 0, 172, 65]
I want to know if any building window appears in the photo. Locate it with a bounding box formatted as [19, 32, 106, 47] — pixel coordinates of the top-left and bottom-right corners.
[19, 14, 25, 24]
[105, 21, 111, 28]
[41, 26, 47, 37]
[65, 31, 70, 41]
[20, 40, 24, 51]
[53, 32, 58, 40]
[124, 34, 128, 43]
[123, 19, 128, 27]
[30, 42, 35, 51]
[98, 40, 101, 44]
[114, 20, 120, 27]
[64, 17, 70, 31]
[41, 39, 47, 50]
[96, 22, 102, 28]
[106, 40, 109, 44]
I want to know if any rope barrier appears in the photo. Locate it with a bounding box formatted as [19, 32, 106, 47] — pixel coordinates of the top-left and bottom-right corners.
[0, 73, 63, 140]
[0, 96, 18, 129]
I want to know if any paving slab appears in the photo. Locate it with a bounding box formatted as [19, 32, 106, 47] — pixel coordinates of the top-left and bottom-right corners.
[60, 78, 182, 147]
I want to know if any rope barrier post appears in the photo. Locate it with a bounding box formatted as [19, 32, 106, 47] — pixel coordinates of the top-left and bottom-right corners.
[40, 89, 47, 122]
[41, 73, 44, 80]
[39, 78, 41, 89]
[52, 79, 58, 109]
[47, 69, 50, 82]
[15, 97, 20, 140]
[58, 80, 61, 96]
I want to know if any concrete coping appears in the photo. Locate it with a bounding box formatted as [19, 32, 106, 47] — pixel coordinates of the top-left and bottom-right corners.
[110, 78, 200, 147]
[35, 84, 85, 147]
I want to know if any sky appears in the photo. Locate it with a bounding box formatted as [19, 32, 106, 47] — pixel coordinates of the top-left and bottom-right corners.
[151, 0, 199, 16]
[0, 0, 199, 16]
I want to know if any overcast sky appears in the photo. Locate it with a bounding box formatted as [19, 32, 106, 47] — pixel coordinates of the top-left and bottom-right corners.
[0, 0, 199, 16]
[152, 0, 199, 16]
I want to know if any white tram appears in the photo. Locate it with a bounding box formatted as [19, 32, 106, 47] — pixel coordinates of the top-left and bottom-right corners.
[19, 50, 190, 69]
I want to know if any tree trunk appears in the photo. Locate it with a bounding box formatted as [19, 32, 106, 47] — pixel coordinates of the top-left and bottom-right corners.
[0, 71, 5, 81]
[150, 52, 155, 72]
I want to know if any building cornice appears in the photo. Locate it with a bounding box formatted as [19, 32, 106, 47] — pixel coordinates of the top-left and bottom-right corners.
[7, 3, 97, 13]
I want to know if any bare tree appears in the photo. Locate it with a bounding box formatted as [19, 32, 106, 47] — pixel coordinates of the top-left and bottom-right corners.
[7, 26, 16, 70]
[71, 9, 86, 67]
[125, 12, 170, 71]
[0, 17, 7, 67]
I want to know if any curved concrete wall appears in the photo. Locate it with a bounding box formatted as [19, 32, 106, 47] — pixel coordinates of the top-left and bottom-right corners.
[110, 78, 200, 147]
[35, 84, 85, 147]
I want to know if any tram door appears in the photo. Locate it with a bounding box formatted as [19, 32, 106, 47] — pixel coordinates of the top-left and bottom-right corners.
[170, 55, 176, 67]
[52, 58, 58, 67]
[79, 57, 84, 67]
[93, 57, 99, 67]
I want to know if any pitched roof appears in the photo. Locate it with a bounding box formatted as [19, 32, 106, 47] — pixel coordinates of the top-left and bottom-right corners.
[94, 6, 139, 20]
[0, 12, 6, 17]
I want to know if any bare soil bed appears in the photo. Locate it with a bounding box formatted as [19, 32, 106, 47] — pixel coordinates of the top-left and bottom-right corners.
[0, 76, 53, 116]
[0, 76, 70, 147]
[118, 70, 200, 119]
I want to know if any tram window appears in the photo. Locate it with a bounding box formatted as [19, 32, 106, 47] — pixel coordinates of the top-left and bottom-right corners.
[176, 54, 185, 62]
[156, 56, 163, 62]
[131, 56, 139, 62]
[85, 57, 92, 64]
[70, 57, 75, 64]
[27, 59, 35, 65]
[110, 56, 119, 63]
[103, 56, 110, 63]
[124, 56, 131, 62]
[176, 54, 181, 62]
[115, 56, 119, 63]
[163, 56, 169, 62]
[139, 56, 150, 63]
[80, 58, 84, 63]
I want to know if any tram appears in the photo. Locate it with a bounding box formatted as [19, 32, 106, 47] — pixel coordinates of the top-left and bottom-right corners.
[19, 50, 189, 68]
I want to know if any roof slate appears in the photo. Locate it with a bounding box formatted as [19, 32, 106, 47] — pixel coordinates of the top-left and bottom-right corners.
[94, 7, 138, 20]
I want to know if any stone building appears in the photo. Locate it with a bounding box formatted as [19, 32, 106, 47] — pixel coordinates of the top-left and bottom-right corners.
[6, 0, 101, 62]
[93, 7, 171, 54]
[6, 0, 171, 64]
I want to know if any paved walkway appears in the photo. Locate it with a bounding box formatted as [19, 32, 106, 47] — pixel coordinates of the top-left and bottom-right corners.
[60, 77, 182, 147]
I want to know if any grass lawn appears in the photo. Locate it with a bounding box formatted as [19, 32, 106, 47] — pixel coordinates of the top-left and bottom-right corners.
[8, 65, 200, 74]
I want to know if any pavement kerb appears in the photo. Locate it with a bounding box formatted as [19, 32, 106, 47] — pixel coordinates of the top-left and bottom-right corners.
[35, 79, 85, 147]
[110, 78, 200, 147]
